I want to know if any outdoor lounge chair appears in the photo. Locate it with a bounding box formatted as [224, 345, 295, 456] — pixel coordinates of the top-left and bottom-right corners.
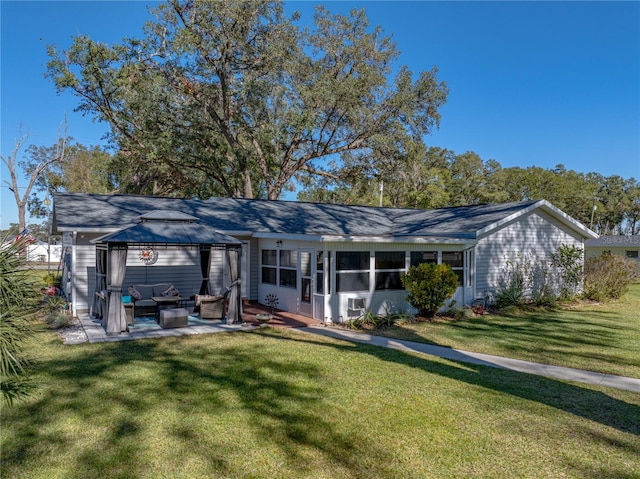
[196, 291, 228, 320]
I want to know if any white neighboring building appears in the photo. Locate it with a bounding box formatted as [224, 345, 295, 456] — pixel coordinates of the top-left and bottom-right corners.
[585, 235, 640, 261]
[26, 242, 62, 263]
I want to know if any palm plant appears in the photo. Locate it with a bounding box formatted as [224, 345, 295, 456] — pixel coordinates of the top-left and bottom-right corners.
[0, 233, 39, 405]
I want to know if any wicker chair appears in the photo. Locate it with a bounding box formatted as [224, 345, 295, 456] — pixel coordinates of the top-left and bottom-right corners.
[198, 294, 227, 320]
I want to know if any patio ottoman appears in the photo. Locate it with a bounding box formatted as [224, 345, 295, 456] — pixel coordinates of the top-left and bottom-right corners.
[158, 308, 189, 329]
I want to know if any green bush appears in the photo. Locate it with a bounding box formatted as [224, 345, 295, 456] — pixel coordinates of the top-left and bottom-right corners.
[583, 253, 639, 301]
[344, 308, 405, 330]
[43, 272, 62, 287]
[45, 311, 73, 330]
[550, 244, 584, 300]
[401, 263, 459, 318]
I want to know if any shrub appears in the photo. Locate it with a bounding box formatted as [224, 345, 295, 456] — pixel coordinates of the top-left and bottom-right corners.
[583, 253, 639, 301]
[344, 308, 405, 330]
[401, 263, 459, 318]
[42, 294, 67, 313]
[494, 247, 585, 309]
[43, 272, 62, 287]
[550, 244, 583, 300]
[45, 312, 73, 330]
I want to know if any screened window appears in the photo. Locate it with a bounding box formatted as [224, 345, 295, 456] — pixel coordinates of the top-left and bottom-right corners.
[626, 250, 639, 259]
[375, 251, 405, 269]
[375, 251, 405, 290]
[337, 272, 370, 292]
[410, 251, 437, 267]
[336, 252, 370, 292]
[443, 251, 464, 286]
[337, 251, 369, 270]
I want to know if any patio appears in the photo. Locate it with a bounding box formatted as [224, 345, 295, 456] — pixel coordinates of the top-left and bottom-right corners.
[79, 302, 323, 343]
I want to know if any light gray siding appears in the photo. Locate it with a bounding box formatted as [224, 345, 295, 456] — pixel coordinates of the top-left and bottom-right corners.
[475, 211, 584, 297]
[248, 237, 259, 300]
[123, 247, 203, 298]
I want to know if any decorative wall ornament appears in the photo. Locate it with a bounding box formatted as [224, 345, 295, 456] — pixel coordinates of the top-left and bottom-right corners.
[139, 247, 158, 265]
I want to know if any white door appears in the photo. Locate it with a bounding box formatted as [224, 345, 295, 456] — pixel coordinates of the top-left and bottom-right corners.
[298, 249, 314, 317]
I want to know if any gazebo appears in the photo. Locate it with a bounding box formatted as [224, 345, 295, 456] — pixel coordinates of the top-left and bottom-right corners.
[92, 210, 243, 335]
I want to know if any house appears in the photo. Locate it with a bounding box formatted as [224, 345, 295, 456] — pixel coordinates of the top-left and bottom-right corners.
[585, 235, 640, 261]
[26, 242, 62, 263]
[53, 193, 597, 327]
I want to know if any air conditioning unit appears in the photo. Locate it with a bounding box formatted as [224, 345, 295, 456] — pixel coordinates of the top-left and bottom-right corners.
[347, 298, 366, 318]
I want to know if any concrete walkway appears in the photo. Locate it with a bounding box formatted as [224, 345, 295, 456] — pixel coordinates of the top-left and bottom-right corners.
[299, 326, 640, 393]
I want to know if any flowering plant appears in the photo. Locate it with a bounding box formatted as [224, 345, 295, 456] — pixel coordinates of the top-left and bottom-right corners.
[41, 286, 58, 296]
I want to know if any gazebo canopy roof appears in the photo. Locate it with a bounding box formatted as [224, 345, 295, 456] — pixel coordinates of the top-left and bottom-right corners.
[93, 210, 241, 247]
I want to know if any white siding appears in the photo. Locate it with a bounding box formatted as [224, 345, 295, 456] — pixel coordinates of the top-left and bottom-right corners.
[252, 239, 472, 322]
[475, 211, 584, 298]
[73, 233, 101, 314]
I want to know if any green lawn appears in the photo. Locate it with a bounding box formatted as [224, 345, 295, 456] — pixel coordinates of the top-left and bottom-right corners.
[373, 283, 640, 379]
[1, 324, 639, 478]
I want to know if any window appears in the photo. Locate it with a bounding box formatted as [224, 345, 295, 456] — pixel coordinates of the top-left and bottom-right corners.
[280, 269, 297, 288]
[443, 251, 464, 286]
[336, 251, 370, 292]
[260, 249, 297, 287]
[337, 251, 369, 270]
[626, 250, 639, 259]
[262, 267, 277, 285]
[279, 250, 297, 268]
[261, 249, 277, 284]
[279, 250, 297, 288]
[316, 251, 324, 294]
[410, 251, 437, 267]
[375, 251, 405, 290]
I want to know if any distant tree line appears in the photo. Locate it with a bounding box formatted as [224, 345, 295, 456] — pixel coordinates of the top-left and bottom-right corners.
[298, 147, 640, 236]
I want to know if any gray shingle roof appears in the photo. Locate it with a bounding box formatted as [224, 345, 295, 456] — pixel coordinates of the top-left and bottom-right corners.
[52, 193, 589, 240]
[93, 221, 242, 246]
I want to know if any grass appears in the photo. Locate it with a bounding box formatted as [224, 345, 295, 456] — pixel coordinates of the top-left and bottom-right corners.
[1, 324, 639, 478]
[373, 283, 640, 379]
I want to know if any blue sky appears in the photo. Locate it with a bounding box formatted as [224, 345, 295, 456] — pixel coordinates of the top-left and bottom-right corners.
[1, 1, 639, 229]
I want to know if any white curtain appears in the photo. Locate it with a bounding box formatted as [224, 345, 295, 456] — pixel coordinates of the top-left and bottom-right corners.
[106, 243, 128, 335]
[226, 247, 241, 324]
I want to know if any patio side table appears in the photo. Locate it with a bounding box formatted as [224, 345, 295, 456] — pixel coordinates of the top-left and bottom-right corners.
[151, 296, 183, 322]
